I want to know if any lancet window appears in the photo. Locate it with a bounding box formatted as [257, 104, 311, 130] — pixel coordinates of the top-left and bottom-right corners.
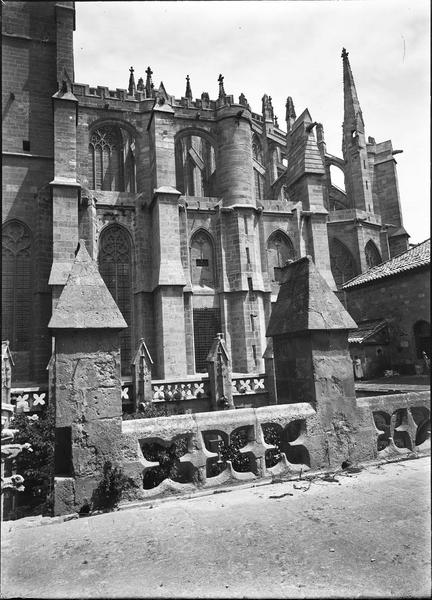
[365, 240, 382, 269]
[329, 238, 358, 288]
[2, 220, 32, 351]
[88, 125, 136, 192]
[190, 230, 216, 288]
[98, 225, 132, 373]
[175, 134, 216, 197]
[267, 231, 296, 282]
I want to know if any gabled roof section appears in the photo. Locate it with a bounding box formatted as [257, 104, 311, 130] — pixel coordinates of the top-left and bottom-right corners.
[343, 239, 430, 289]
[48, 240, 127, 329]
[267, 256, 357, 336]
[287, 109, 325, 185]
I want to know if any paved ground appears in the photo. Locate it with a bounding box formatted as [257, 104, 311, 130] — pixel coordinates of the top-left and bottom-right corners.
[1, 457, 430, 599]
[355, 374, 430, 394]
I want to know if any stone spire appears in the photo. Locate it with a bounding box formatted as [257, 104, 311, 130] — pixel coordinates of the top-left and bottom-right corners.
[145, 66, 153, 97]
[128, 66, 136, 96]
[218, 73, 226, 99]
[185, 74, 193, 100]
[341, 48, 373, 212]
[342, 47, 363, 133]
[137, 77, 144, 92]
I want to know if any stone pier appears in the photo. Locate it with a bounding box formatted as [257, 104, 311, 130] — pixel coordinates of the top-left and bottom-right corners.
[267, 255, 375, 468]
[48, 241, 127, 515]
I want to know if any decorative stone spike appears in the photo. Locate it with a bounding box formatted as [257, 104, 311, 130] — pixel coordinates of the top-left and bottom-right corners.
[185, 74, 193, 100]
[128, 66, 136, 96]
[218, 74, 226, 100]
[145, 66, 153, 97]
[137, 77, 144, 92]
[206, 333, 234, 411]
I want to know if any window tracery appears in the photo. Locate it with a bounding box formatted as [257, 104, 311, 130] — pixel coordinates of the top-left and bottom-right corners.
[88, 125, 135, 192]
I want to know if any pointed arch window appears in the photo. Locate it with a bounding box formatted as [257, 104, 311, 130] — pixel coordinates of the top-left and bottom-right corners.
[267, 231, 296, 282]
[329, 238, 358, 288]
[175, 134, 216, 197]
[98, 225, 132, 374]
[365, 240, 382, 269]
[190, 230, 216, 288]
[2, 221, 33, 351]
[88, 125, 136, 192]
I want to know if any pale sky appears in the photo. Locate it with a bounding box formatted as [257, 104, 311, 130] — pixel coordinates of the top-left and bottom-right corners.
[74, 0, 430, 244]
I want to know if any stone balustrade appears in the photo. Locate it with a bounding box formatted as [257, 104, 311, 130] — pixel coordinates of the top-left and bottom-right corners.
[10, 388, 47, 413]
[120, 390, 430, 503]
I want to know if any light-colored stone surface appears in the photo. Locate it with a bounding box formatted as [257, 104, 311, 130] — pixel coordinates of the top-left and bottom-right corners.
[2, 457, 430, 599]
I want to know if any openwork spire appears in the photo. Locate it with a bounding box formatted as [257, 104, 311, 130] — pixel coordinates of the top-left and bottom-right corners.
[128, 66, 136, 96]
[145, 66, 153, 97]
[218, 74, 225, 99]
[185, 75, 193, 100]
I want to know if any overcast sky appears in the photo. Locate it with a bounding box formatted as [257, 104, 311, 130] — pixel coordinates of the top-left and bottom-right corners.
[74, 0, 430, 244]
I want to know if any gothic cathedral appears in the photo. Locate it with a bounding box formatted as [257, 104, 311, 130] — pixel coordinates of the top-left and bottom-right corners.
[2, 2, 409, 384]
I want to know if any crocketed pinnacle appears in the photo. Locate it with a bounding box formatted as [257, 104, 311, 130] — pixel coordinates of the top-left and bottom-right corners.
[218, 74, 225, 99]
[145, 66, 153, 97]
[128, 66, 136, 96]
[286, 96, 296, 121]
[185, 75, 193, 100]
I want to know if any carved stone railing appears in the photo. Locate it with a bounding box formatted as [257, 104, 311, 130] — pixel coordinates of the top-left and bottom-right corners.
[10, 388, 48, 413]
[121, 403, 320, 501]
[357, 391, 430, 458]
[120, 390, 430, 503]
[231, 375, 266, 396]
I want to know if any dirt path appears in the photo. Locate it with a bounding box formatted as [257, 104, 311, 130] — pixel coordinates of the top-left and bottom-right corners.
[1, 457, 430, 599]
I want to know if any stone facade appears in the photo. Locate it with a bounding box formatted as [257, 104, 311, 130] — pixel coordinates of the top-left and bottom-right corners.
[2, 5, 410, 384]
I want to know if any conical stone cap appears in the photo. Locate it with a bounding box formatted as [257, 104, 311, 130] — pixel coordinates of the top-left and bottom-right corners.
[48, 240, 127, 329]
[266, 256, 357, 336]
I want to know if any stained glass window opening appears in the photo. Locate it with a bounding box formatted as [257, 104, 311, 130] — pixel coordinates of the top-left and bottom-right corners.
[1, 220, 33, 351]
[98, 225, 132, 374]
[193, 308, 221, 373]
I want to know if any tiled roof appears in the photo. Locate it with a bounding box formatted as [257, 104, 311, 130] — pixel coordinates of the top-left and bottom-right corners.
[342, 239, 430, 289]
[348, 319, 388, 344]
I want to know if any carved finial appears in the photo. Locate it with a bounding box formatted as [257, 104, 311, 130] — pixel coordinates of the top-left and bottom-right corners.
[185, 74, 193, 100]
[274, 115, 279, 128]
[128, 66, 136, 96]
[341, 47, 349, 60]
[137, 77, 144, 92]
[218, 74, 225, 99]
[145, 66, 153, 97]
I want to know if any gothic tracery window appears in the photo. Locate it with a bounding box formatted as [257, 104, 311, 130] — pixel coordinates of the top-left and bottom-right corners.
[2, 220, 32, 351]
[365, 240, 382, 269]
[88, 125, 135, 192]
[329, 238, 358, 288]
[267, 231, 296, 282]
[175, 134, 216, 197]
[190, 230, 216, 288]
[98, 225, 132, 373]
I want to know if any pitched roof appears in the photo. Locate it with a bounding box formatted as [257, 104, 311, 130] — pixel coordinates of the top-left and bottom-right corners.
[348, 320, 388, 344]
[342, 239, 430, 289]
[267, 256, 357, 336]
[48, 240, 127, 329]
